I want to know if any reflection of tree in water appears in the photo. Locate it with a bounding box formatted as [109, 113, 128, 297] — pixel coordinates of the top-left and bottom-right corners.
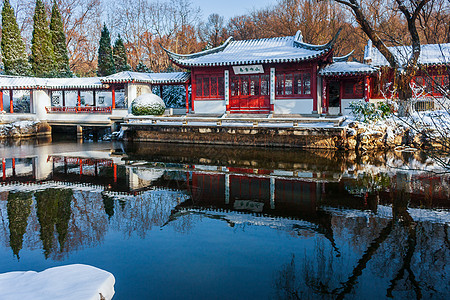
[35, 189, 73, 258]
[7, 192, 32, 260]
[110, 191, 188, 238]
[273, 186, 449, 299]
[102, 194, 115, 219]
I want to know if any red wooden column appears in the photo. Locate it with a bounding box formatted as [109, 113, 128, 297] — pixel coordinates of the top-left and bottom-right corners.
[2, 159, 5, 180]
[364, 76, 370, 102]
[10, 89, 13, 113]
[191, 73, 195, 112]
[322, 78, 328, 114]
[29, 90, 33, 113]
[111, 85, 116, 109]
[185, 83, 189, 114]
[113, 164, 117, 183]
[79, 159, 83, 175]
[312, 63, 318, 113]
[77, 90, 81, 111]
[0, 90, 3, 112]
[12, 158, 15, 177]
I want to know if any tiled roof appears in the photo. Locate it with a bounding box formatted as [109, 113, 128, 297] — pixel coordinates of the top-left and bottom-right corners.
[364, 42, 450, 67]
[0, 72, 190, 89]
[0, 75, 103, 89]
[163, 30, 339, 67]
[45, 77, 103, 89]
[319, 61, 378, 76]
[101, 71, 190, 84]
[0, 76, 42, 89]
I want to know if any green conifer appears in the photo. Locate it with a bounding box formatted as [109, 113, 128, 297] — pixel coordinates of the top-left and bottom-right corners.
[1, 0, 32, 76]
[50, 0, 71, 77]
[134, 61, 150, 73]
[31, 0, 55, 77]
[97, 24, 116, 76]
[113, 34, 131, 72]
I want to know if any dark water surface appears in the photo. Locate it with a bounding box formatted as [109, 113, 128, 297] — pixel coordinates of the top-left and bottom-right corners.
[0, 139, 449, 299]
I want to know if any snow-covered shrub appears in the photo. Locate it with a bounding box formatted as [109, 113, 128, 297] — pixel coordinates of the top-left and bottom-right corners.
[130, 93, 166, 116]
[350, 101, 392, 123]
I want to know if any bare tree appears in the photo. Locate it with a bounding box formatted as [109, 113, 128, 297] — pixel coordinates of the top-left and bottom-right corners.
[198, 14, 228, 48]
[326, 0, 432, 115]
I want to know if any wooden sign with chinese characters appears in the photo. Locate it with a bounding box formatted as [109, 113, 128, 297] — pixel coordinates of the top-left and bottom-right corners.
[232, 65, 264, 75]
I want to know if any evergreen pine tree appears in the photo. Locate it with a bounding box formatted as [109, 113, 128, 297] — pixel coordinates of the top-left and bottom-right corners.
[134, 61, 150, 73]
[97, 24, 116, 76]
[113, 34, 131, 72]
[31, 0, 55, 77]
[50, 0, 71, 77]
[1, 0, 32, 76]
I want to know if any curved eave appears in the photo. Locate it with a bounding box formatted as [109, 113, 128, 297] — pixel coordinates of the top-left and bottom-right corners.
[46, 85, 104, 90]
[101, 79, 190, 85]
[371, 62, 450, 68]
[170, 49, 332, 68]
[294, 28, 342, 51]
[333, 50, 354, 62]
[0, 86, 36, 90]
[161, 37, 234, 61]
[319, 70, 377, 77]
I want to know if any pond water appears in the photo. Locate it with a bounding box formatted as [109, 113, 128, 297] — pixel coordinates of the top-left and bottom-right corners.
[0, 139, 449, 299]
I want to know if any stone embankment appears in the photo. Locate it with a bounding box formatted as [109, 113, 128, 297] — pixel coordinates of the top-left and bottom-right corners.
[0, 121, 51, 139]
[342, 119, 446, 151]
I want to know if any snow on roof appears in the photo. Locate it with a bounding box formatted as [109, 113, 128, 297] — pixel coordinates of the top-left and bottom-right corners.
[0, 75, 43, 89]
[0, 71, 190, 90]
[364, 42, 450, 67]
[101, 71, 190, 84]
[0, 75, 102, 89]
[45, 77, 103, 89]
[163, 30, 340, 67]
[319, 61, 378, 76]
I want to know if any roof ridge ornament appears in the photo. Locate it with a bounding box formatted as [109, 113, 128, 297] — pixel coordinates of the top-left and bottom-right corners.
[294, 30, 303, 43]
[161, 37, 235, 61]
[293, 28, 342, 50]
[333, 50, 354, 62]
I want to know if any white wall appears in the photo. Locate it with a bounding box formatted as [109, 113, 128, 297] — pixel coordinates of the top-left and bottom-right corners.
[274, 99, 313, 114]
[194, 100, 226, 115]
[34, 90, 51, 120]
[341, 98, 364, 116]
[127, 83, 152, 106]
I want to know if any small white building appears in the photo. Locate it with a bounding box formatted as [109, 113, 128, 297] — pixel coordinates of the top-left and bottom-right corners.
[0, 71, 190, 127]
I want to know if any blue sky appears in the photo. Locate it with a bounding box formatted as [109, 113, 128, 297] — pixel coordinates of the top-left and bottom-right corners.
[192, 0, 276, 19]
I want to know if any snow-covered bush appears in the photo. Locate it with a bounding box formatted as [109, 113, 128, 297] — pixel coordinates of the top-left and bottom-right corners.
[130, 93, 166, 116]
[350, 101, 393, 123]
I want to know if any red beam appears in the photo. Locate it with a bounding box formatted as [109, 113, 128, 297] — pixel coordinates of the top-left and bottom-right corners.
[0, 90, 3, 111]
[111, 85, 116, 109]
[10, 90, 13, 113]
[185, 83, 189, 114]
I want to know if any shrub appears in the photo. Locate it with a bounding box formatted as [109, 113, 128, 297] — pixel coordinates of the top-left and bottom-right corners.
[131, 93, 166, 116]
[349, 101, 393, 123]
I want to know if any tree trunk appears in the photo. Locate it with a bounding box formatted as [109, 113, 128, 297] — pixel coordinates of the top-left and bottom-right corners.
[396, 72, 414, 117]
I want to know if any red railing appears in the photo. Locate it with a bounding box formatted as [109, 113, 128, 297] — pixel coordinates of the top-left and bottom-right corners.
[45, 106, 112, 113]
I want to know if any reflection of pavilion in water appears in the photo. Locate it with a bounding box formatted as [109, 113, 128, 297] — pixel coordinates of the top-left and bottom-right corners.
[1, 152, 449, 204]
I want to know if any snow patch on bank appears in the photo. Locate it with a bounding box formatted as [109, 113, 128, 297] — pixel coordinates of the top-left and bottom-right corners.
[0, 264, 115, 300]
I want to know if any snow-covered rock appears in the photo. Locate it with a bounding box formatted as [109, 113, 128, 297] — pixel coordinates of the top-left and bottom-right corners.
[0, 264, 115, 300]
[130, 93, 165, 116]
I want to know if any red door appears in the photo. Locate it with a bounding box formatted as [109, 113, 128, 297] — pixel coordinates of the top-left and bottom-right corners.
[230, 74, 270, 113]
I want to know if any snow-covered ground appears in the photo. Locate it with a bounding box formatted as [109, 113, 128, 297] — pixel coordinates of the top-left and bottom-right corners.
[0, 264, 115, 300]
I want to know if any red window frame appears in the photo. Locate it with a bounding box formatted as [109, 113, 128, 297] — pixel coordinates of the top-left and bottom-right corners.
[229, 74, 270, 97]
[275, 71, 312, 98]
[413, 75, 449, 96]
[195, 74, 225, 99]
[342, 80, 364, 99]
